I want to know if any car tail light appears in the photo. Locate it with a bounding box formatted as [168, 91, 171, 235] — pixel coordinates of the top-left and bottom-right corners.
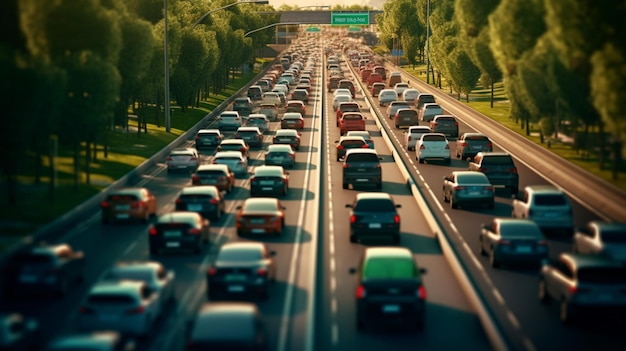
[126, 306, 145, 314]
[569, 286, 589, 294]
[131, 201, 146, 209]
[454, 122, 459, 126]
[250, 177, 256, 182]
[149, 227, 157, 236]
[393, 214, 400, 224]
[79, 306, 94, 314]
[361, 144, 369, 148]
[420, 144, 425, 150]
[408, 136, 412, 142]
[343, 163, 350, 168]
[455, 186, 467, 191]
[479, 167, 489, 172]
[166, 157, 173, 161]
[506, 167, 518, 174]
[190, 156, 198, 161]
[483, 186, 494, 191]
[207, 267, 217, 276]
[431, 122, 438, 126]
[376, 163, 382, 169]
[350, 215, 356, 224]
[417, 285, 427, 299]
[175, 198, 182, 204]
[337, 145, 344, 150]
[460, 142, 468, 147]
[356, 285, 366, 299]
[497, 239, 511, 245]
[101, 201, 110, 208]
[209, 198, 219, 205]
[486, 142, 493, 148]
[188, 228, 201, 235]
[257, 267, 268, 276]
[195, 136, 200, 140]
[191, 175, 200, 183]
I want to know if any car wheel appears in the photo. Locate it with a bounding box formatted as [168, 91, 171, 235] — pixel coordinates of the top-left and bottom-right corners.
[479, 236, 486, 256]
[560, 298, 574, 324]
[443, 190, 449, 203]
[489, 249, 499, 268]
[350, 234, 357, 243]
[539, 279, 551, 304]
[487, 201, 495, 210]
[356, 318, 365, 331]
[418, 157, 424, 164]
[343, 183, 348, 189]
[450, 198, 458, 209]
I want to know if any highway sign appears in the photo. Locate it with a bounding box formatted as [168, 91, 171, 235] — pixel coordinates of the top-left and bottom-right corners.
[331, 13, 369, 26]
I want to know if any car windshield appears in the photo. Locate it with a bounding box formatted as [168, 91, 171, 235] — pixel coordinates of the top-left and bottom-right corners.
[346, 154, 378, 163]
[219, 248, 261, 261]
[481, 156, 513, 165]
[500, 223, 543, 238]
[244, 201, 277, 212]
[577, 267, 626, 284]
[364, 258, 415, 279]
[422, 135, 446, 142]
[456, 173, 490, 184]
[354, 199, 396, 212]
[534, 194, 567, 206]
[601, 229, 626, 243]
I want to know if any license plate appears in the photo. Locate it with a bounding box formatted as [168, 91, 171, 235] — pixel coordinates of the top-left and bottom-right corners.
[544, 212, 558, 217]
[164, 231, 181, 237]
[250, 219, 265, 224]
[188, 204, 203, 211]
[99, 314, 119, 322]
[116, 205, 130, 210]
[166, 242, 180, 248]
[369, 223, 382, 229]
[116, 213, 130, 219]
[260, 181, 274, 185]
[228, 285, 245, 292]
[251, 228, 265, 234]
[468, 192, 481, 195]
[516, 245, 531, 253]
[262, 187, 272, 191]
[202, 179, 216, 184]
[356, 179, 368, 182]
[279, 138, 290, 142]
[382, 304, 400, 313]
[225, 274, 247, 281]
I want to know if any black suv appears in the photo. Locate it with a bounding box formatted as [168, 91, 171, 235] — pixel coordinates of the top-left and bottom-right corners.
[342, 149, 382, 190]
[468, 152, 519, 194]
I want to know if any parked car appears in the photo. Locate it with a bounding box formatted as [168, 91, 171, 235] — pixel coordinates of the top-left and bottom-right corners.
[443, 171, 495, 209]
[479, 218, 549, 268]
[339, 112, 366, 136]
[166, 148, 199, 173]
[511, 185, 574, 236]
[235, 198, 286, 237]
[234, 126, 264, 149]
[264, 144, 296, 168]
[346, 192, 401, 244]
[213, 151, 248, 177]
[207, 242, 276, 300]
[393, 108, 419, 129]
[148, 212, 210, 255]
[272, 129, 301, 151]
[468, 152, 519, 193]
[378, 89, 398, 106]
[245, 114, 270, 133]
[404, 126, 432, 151]
[195, 129, 224, 149]
[349, 247, 427, 331]
[77, 280, 160, 337]
[455, 133, 493, 160]
[386, 101, 411, 119]
[280, 112, 305, 130]
[191, 164, 235, 194]
[416, 133, 451, 164]
[249, 165, 289, 197]
[430, 115, 459, 137]
[217, 139, 249, 158]
[538, 252, 626, 324]
[370, 82, 385, 97]
[572, 221, 626, 264]
[342, 149, 382, 190]
[217, 111, 243, 131]
[419, 103, 444, 122]
[187, 303, 269, 350]
[346, 131, 374, 149]
[45, 331, 136, 351]
[0, 313, 39, 351]
[101, 187, 157, 224]
[175, 185, 225, 221]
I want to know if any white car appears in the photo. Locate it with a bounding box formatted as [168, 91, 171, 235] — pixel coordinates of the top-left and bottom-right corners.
[378, 89, 398, 106]
[416, 133, 451, 164]
[402, 88, 420, 104]
[333, 94, 353, 110]
[272, 84, 289, 95]
[419, 103, 444, 122]
[217, 111, 242, 131]
[404, 126, 432, 151]
[394, 82, 410, 96]
[103, 261, 176, 310]
[166, 148, 199, 173]
[511, 185, 574, 235]
[77, 280, 161, 337]
[213, 151, 248, 176]
[333, 88, 352, 97]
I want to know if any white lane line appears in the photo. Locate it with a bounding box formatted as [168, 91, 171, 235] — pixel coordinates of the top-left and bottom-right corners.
[330, 276, 336, 292]
[331, 298, 337, 313]
[122, 241, 137, 257]
[493, 289, 505, 305]
[523, 338, 537, 351]
[331, 323, 339, 345]
[507, 310, 521, 329]
[330, 257, 335, 273]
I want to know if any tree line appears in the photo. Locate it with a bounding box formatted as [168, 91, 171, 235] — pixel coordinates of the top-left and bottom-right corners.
[375, 0, 625, 179]
[0, 0, 279, 204]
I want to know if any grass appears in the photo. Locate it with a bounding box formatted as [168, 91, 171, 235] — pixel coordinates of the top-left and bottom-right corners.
[0, 66, 263, 251]
[402, 63, 626, 192]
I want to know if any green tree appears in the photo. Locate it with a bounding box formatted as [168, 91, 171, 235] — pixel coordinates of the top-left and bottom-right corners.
[447, 47, 481, 101]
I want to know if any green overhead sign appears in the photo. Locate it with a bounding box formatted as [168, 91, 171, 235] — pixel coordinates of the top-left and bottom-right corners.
[331, 12, 369, 26]
[305, 27, 321, 32]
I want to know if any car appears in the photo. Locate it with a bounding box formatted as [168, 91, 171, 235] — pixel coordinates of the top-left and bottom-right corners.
[387, 71, 402, 87]
[258, 103, 279, 122]
[187, 303, 269, 350]
[166, 148, 199, 173]
[217, 139, 249, 158]
[333, 88, 352, 97]
[175, 185, 225, 221]
[339, 112, 366, 136]
[342, 149, 383, 190]
[77, 280, 160, 337]
[393, 108, 419, 129]
[245, 114, 270, 133]
[373, 65, 387, 80]
[213, 151, 248, 176]
[207, 242, 276, 300]
[291, 89, 309, 104]
[335, 101, 360, 127]
[366, 72, 383, 87]
[511, 185, 574, 235]
[469, 152, 519, 193]
[430, 115, 459, 137]
[3, 243, 85, 298]
[393, 82, 410, 96]
[103, 260, 176, 310]
[332, 94, 353, 110]
[415, 93, 436, 109]
[349, 247, 427, 331]
[404, 126, 432, 151]
[247, 86, 263, 101]
[378, 89, 398, 106]
[443, 171, 495, 209]
[370, 82, 385, 97]
[346, 192, 401, 244]
[264, 144, 296, 168]
[360, 68, 372, 82]
[148, 212, 210, 255]
[232, 97, 253, 117]
[101, 187, 157, 224]
[386, 101, 411, 119]
[338, 79, 356, 98]
[191, 164, 234, 193]
[479, 218, 549, 268]
[456, 133, 493, 160]
[256, 79, 271, 92]
[346, 131, 374, 149]
[419, 103, 444, 122]
[327, 76, 341, 92]
[280, 112, 305, 130]
[416, 133, 451, 164]
[402, 88, 420, 104]
[234, 126, 264, 149]
[44, 331, 136, 351]
[335, 136, 368, 161]
[272, 129, 301, 151]
[194, 129, 224, 149]
[249, 165, 289, 197]
[0, 313, 39, 351]
[285, 100, 306, 115]
[235, 197, 286, 237]
[538, 252, 626, 324]
[217, 111, 243, 130]
[272, 83, 289, 95]
[572, 221, 626, 263]
[261, 92, 282, 108]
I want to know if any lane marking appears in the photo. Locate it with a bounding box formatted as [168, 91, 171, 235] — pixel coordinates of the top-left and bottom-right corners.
[331, 323, 339, 345]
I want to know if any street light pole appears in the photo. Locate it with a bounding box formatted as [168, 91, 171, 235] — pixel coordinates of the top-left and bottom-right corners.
[192, 0, 269, 29]
[164, 0, 171, 132]
[426, 0, 431, 84]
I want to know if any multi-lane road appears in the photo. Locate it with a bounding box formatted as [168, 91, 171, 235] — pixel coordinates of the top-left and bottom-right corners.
[2, 35, 626, 351]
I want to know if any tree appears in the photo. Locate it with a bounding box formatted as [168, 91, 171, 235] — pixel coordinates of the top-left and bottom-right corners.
[447, 47, 481, 101]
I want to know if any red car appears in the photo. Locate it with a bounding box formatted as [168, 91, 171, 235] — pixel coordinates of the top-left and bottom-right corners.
[285, 100, 306, 115]
[280, 113, 305, 130]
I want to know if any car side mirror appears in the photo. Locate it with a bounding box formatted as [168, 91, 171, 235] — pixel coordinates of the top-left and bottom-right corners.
[443, 176, 450, 181]
[395, 204, 402, 208]
[349, 268, 357, 274]
[236, 205, 242, 210]
[270, 250, 277, 256]
[418, 268, 427, 275]
[281, 206, 286, 210]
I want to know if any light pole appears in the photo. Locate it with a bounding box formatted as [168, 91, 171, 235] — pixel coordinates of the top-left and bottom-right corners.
[425, 0, 431, 84]
[163, 0, 269, 133]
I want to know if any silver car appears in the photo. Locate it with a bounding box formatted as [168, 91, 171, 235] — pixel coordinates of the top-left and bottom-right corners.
[103, 261, 176, 310]
[77, 280, 161, 337]
[217, 111, 242, 131]
[511, 185, 574, 235]
[572, 221, 626, 263]
[443, 171, 495, 209]
[419, 103, 444, 122]
[213, 151, 248, 176]
[416, 133, 451, 164]
[166, 148, 199, 173]
[480, 218, 549, 268]
[378, 89, 398, 106]
[245, 114, 270, 133]
[404, 126, 431, 151]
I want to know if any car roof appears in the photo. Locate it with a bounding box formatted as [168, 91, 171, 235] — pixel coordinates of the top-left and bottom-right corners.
[236, 127, 261, 132]
[220, 241, 265, 252]
[365, 247, 412, 260]
[346, 131, 370, 138]
[247, 114, 268, 119]
[254, 166, 285, 176]
[524, 185, 565, 194]
[409, 126, 432, 131]
[197, 164, 229, 172]
[268, 144, 293, 151]
[220, 111, 239, 116]
[192, 303, 258, 341]
[220, 139, 246, 145]
[559, 252, 625, 269]
[433, 115, 456, 120]
[275, 129, 298, 135]
[282, 113, 303, 118]
[215, 151, 244, 158]
[345, 148, 378, 156]
[197, 129, 221, 134]
[180, 186, 219, 196]
[356, 192, 393, 202]
[423, 103, 442, 108]
[339, 136, 366, 142]
[156, 211, 201, 223]
[89, 279, 144, 296]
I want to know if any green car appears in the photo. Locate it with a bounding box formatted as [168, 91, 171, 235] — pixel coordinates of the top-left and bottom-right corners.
[349, 247, 427, 331]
